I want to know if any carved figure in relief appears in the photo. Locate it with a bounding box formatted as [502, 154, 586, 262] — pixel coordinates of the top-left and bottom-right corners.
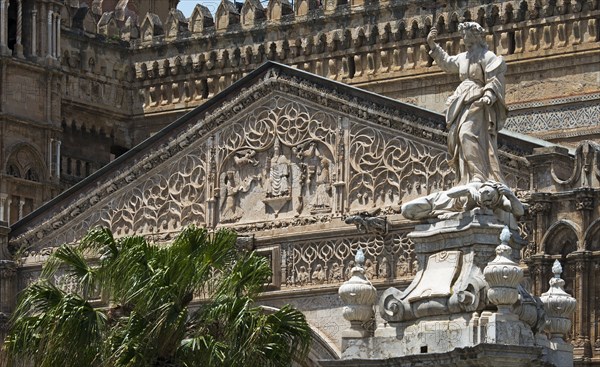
[311, 155, 332, 212]
[411, 260, 419, 276]
[365, 259, 376, 280]
[396, 259, 409, 277]
[234, 149, 259, 166]
[219, 171, 255, 223]
[379, 257, 389, 279]
[345, 260, 355, 280]
[427, 22, 507, 185]
[329, 262, 343, 282]
[312, 264, 327, 284]
[297, 266, 309, 286]
[401, 181, 524, 222]
[344, 211, 387, 235]
[266, 140, 290, 198]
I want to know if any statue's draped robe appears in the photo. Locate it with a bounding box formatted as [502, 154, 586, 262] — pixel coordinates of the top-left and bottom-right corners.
[430, 45, 508, 185]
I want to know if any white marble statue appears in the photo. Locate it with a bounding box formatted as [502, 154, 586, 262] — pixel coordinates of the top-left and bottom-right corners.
[427, 22, 508, 185]
[401, 180, 524, 221]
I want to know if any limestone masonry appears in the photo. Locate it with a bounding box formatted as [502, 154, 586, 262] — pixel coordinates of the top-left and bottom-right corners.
[0, 0, 599, 366]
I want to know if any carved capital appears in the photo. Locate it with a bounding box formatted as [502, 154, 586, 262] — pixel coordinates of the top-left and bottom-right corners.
[529, 201, 552, 215]
[0, 312, 9, 333]
[575, 195, 594, 211]
[0, 260, 16, 279]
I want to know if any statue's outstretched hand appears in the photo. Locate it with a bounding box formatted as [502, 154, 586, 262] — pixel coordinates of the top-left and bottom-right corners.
[473, 95, 492, 107]
[427, 27, 438, 48]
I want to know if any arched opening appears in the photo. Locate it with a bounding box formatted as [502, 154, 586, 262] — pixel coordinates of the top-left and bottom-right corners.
[540, 221, 578, 317]
[5, 143, 45, 182]
[7, 0, 17, 51]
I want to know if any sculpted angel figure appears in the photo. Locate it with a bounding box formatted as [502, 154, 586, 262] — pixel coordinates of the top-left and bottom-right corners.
[427, 22, 508, 185]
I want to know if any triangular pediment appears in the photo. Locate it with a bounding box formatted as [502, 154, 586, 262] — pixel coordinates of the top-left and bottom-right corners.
[10, 62, 534, 257]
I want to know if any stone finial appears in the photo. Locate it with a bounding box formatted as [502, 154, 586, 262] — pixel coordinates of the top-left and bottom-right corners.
[122, 16, 140, 41]
[98, 11, 120, 38]
[267, 0, 293, 22]
[483, 226, 523, 315]
[338, 248, 376, 338]
[190, 4, 214, 33]
[140, 13, 164, 42]
[215, 0, 241, 31]
[165, 9, 189, 38]
[241, 0, 266, 28]
[355, 248, 365, 267]
[540, 260, 577, 342]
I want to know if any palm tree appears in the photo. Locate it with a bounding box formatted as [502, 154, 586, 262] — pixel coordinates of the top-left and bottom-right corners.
[4, 226, 311, 367]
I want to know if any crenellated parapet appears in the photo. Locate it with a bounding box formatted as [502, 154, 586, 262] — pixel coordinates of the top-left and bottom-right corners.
[52, 0, 600, 139]
[119, 0, 599, 117]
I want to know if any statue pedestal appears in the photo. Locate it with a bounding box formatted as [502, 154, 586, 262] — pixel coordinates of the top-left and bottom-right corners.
[337, 212, 574, 366]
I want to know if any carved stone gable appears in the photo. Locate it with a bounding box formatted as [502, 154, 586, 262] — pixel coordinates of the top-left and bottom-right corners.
[10, 64, 530, 258]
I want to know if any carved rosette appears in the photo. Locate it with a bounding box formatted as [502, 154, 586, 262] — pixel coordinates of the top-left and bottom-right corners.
[540, 260, 577, 342]
[483, 227, 523, 315]
[338, 249, 376, 338]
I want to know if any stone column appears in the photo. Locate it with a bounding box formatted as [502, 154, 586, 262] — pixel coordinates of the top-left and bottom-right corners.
[18, 198, 24, 220]
[0, 0, 8, 55]
[31, 8, 36, 56]
[48, 138, 53, 179]
[52, 13, 57, 58]
[14, 0, 23, 57]
[0, 194, 6, 222]
[55, 14, 60, 59]
[574, 257, 592, 356]
[46, 9, 53, 59]
[6, 198, 11, 225]
[55, 140, 61, 178]
[0, 223, 16, 344]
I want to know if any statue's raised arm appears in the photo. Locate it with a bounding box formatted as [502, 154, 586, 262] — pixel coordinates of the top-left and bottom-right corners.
[427, 22, 508, 186]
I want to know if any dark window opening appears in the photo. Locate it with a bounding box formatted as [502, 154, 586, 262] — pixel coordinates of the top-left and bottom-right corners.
[111, 145, 129, 160]
[508, 31, 516, 54]
[7, 0, 17, 51]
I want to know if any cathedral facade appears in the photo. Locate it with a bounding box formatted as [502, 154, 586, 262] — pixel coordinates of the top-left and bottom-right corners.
[0, 0, 599, 365]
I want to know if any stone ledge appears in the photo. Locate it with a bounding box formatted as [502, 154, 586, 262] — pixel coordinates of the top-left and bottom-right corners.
[319, 343, 551, 367]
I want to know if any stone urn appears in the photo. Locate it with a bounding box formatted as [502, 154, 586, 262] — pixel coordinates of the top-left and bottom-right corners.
[483, 226, 523, 315]
[338, 249, 377, 338]
[540, 260, 577, 342]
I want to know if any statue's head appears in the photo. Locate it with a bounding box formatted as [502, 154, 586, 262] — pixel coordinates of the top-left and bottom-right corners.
[476, 182, 503, 209]
[458, 22, 487, 49]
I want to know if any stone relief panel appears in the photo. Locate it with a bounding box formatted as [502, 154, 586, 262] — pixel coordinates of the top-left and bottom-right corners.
[280, 232, 416, 288]
[45, 146, 207, 247]
[213, 95, 339, 225]
[13, 73, 530, 267]
[348, 123, 453, 214]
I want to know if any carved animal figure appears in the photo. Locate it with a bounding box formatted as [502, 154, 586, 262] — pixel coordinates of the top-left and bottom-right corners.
[344, 213, 387, 235]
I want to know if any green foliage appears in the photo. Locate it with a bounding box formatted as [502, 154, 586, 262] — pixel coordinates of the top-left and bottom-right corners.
[3, 226, 311, 367]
